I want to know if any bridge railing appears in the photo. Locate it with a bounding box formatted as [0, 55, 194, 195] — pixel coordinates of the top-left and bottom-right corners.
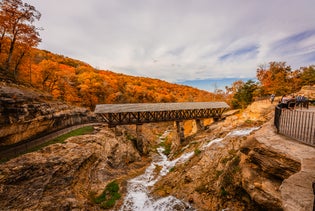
[274, 106, 315, 146]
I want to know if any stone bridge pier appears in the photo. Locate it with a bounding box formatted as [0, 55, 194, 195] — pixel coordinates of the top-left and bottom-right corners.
[134, 119, 208, 154]
[176, 118, 216, 143]
[135, 124, 148, 155]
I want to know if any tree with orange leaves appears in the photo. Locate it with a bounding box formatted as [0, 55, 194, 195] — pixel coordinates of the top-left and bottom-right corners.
[0, 0, 41, 79]
[256, 62, 292, 95]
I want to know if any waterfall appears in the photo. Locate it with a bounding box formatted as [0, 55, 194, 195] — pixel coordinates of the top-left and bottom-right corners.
[120, 130, 194, 211]
[120, 127, 260, 211]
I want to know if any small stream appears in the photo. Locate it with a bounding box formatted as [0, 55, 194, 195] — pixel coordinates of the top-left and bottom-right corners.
[120, 127, 260, 211]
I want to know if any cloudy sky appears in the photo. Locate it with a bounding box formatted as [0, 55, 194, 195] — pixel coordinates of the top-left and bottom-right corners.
[25, 0, 315, 83]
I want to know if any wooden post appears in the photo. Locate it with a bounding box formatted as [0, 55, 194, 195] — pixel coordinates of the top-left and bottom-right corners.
[213, 116, 220, 122]
[114, 126, 122, 136]
[136, 124, 142, 142]
[195, 119, 204, 131]
[136, 124, 147, 155]
[176, 121, 185, 143]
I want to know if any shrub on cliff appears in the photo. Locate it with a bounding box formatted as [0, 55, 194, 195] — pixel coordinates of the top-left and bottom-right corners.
[91, 181, 121, 209]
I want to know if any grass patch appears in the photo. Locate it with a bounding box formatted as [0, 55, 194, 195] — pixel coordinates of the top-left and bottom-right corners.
[92, 181, 121, 209]
[51, 126, 94, 142]
[220, 187, 228, 197]
[159, 141, 171, 156]
[220, 157, 231, 164]
[169, 167, 175, 172]
[215, 170, 223, 179]
[194, 148, 201, 155]
[0, 126, 94, 163]
[27, 126, 94, 152]
[195, 185, 208, 194]
[0, 157, 9, 163]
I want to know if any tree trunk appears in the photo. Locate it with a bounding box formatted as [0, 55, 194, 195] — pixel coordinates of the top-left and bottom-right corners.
[5, 33, 17, 71]
[13, 50, 26, 80]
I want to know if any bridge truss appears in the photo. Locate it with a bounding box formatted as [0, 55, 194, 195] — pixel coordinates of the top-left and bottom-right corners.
[95, 102, 230, 127]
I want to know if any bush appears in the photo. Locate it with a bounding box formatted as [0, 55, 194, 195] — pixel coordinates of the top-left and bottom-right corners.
[194, 148, 201, 155]
[92, 181, 121, 209]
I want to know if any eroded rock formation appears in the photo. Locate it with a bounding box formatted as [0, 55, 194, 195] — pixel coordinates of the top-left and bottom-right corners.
[0, 126, 146, 210]
[298, 85, 315, 99]
[0, 82, 314, 210]
[0, 83, 94, 146]
[152, 101, 315, 210]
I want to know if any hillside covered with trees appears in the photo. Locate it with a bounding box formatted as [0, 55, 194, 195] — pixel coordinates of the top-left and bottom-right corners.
[0, 0, 314, 110]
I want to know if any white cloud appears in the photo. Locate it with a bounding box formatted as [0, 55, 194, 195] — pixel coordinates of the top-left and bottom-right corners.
[24, 0, 315, 82]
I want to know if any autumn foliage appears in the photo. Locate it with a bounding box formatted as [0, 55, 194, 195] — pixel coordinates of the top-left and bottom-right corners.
[0, 0, 41, 78]
[6, 49, 220, 109]
[1, 0, 314, 111]
[256, 62, 315, 96]
[225, 62, 315, 109]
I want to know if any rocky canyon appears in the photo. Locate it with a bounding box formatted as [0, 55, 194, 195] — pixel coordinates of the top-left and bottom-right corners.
[0, 84, 314, 210]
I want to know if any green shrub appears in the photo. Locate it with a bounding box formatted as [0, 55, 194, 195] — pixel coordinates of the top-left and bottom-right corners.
[195, 185, 208, 194]
[92, 181, 121, 209]
[169, 167, 175, 172]
[194, 148, 201, 155]
[220, 187, 228, 196]
[160, 142, 171, 156]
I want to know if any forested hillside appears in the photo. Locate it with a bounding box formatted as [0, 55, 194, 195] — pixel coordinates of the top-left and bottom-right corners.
[1, 48, 220, 109]
[0, 0, 314, 110]
[0, 0, 219, 109]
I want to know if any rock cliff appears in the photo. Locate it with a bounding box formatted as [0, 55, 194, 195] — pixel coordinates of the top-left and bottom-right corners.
[152, 101, 315, 210]
[242, 119, 315, 211]
[298, 85, 315, 99]
[0, 86, 314, 210]
[0, 83, 94, 147]
[0, 126, 146, 210]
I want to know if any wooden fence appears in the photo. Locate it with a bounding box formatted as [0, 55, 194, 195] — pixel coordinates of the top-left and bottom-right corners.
[274, 106, 315, 146]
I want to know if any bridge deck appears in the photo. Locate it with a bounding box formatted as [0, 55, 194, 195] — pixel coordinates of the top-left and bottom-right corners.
[95, 102, 230, 127]
[95, 102, 229, 113]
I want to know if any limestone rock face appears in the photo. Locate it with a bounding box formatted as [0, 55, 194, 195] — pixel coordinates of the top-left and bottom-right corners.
[0, 83, 95, 146]
[240, 135, 301, 210]
[298, 85, 315, 99]
[245, 120, 315, 211]
[152, 100, 315, 210]
[153, 132, 262, 210]
[0, 127, 144, 210]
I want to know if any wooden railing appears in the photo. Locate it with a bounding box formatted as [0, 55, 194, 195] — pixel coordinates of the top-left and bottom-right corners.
[95, 102, 230, 127]
[274, 106, 315, 146]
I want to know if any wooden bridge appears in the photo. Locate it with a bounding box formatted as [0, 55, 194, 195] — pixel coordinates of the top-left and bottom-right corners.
[95, 102, 229, 127]
[95, 102, 229, 153]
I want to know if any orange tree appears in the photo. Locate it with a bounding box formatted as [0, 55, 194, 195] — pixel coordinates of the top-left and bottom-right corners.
[257, 62, 315, 96]
[257, 62, 294, 96]
[300, 65, 315, 86]
[0, 0, 41, 79]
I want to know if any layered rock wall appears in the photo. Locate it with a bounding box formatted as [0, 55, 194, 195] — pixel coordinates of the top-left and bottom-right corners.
[153, 100, 315, 210]
[0, 83, 94, 146]
[242, 120, 315, 211]
[0, 126, 145, 210]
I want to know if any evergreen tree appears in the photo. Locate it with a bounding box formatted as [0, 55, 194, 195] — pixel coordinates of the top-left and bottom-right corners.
[231, 80, 257, 109]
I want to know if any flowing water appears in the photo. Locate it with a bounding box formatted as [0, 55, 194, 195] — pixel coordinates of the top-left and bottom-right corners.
[120, 127, 260, 211]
